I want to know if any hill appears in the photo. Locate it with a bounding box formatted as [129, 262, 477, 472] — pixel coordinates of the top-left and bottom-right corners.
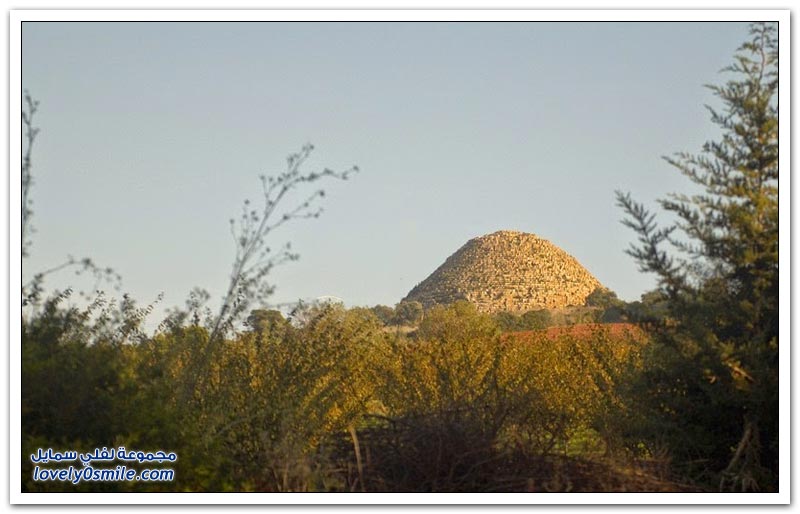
[403, 230, 603, 313]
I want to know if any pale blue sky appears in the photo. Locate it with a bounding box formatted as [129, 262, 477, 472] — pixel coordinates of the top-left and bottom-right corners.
[22, 21, 750, 315]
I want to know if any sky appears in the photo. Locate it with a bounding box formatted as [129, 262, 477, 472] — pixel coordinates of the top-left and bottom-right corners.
[21, 21, 751, 318]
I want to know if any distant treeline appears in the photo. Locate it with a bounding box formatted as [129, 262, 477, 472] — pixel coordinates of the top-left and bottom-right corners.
[367, 286, 668, 332]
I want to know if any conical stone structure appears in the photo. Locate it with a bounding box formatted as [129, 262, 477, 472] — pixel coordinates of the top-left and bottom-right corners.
[403, 230, 603, 313]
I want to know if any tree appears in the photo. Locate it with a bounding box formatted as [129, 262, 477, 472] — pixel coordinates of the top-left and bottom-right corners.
[493, 311, 522, 332]
[184, 144, 358, 399]
[585, 287, 624, 310]
[616, 22, 778, 491]
[622, 289, 669, 324]
[369, 304, 395, 326]
[209, 145, 358, 342]
[245, 308, 288, 334]
[520, 309, 552, 330]
[393, 300, 423, 326]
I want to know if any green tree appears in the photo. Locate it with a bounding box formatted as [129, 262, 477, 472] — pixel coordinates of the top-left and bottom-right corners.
[616, 22, 778, 491]
[245, 308, 289, 336]
[585, 288, 626, 323]
[393, 300, 423, 326]
[520, 308, 553, 330]
[623, 290, 669, 324]
[369, 304, 395, 326]
[585, 287, 623, 309]
[493, 311, 522, 332]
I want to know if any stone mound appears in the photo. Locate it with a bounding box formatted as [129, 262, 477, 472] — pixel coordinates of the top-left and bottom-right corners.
[403, 230, 603, 313]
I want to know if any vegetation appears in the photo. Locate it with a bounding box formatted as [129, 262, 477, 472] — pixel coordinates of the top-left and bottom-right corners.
[493, 308, 553, 331]
[23, 297, 658, 492]
[616, 22, 778, 491]
[20, 23, 779, 493]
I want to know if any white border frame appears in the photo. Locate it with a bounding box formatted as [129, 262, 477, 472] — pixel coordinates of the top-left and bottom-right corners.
[8, 8, 791, 505]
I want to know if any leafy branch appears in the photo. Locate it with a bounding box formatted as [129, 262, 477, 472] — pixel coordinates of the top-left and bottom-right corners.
[21, 91, 39, 258]
[189, 144, 358, 394]
[21, 93, 122, 309]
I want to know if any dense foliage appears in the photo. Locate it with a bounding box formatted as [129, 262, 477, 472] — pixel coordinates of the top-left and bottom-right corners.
[23, 299, 656, 492]
[616, 22, 779, 491]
